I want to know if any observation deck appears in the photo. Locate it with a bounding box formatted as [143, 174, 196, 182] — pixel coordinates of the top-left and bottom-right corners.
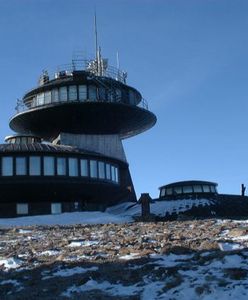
[10, 58, 156, 141]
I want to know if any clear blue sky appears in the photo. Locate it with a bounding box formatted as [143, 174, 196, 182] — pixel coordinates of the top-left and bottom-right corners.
[0, 0, 248, 198]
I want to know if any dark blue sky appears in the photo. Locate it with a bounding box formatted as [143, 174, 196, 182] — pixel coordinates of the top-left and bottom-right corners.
[0, 0, 248, 197]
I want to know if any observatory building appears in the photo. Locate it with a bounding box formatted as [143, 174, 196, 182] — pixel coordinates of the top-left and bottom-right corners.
[0, 50, 156, 217]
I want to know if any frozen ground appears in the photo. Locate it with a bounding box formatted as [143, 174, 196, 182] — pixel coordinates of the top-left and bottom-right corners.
[1, 218, 248, 299]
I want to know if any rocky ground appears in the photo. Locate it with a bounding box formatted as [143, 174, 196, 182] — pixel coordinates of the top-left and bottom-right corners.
[1, 219, 248, 299]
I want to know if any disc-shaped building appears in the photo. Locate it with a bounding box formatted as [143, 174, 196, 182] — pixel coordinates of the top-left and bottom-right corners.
[0, 53, 156, 217]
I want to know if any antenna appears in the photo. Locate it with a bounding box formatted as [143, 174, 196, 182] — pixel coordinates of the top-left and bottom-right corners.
[94, 11, 98, 61]
[116, 51, 120, 69]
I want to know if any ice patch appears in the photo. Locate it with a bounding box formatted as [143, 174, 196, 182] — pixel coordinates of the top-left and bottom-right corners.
[18, 229, 32, 234]
[0, 257, 23, 270]
[39, 250, 61, 256]
[233, 234, 248, 241]
[68, 240, 99, 247]
[218, 242, 244, 251]
[119, 253, 141, 260]
[43, 266, 98, 279]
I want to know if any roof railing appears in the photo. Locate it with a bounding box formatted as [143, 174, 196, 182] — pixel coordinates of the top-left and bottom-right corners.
[39, 58, 128, 85]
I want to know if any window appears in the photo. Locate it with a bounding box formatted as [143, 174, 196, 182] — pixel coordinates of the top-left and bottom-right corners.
[44, 156, 55, 176]
[115, 88, 121, 102]
[16, 157, 27, 175]
[111, 166, 116, 182]
[44, 91, 52, 104]
[36, 93, 44, 106]
[183, 186, 193, 193]
[129, 90, 136, 105]
[29, 156, 41, 176]
[90, 160, 98, 178]
[107, 90, 114, 102]
[59, 86, 67, 101]
[89, 85, 96, 101]
[98, 162, 105, 179]
[210, 185, 216, 193]
[68, 85, 77, 101]
[98, 87, 106, 101]
[17, 203, 28, 215]
[51, 203, 62, 214]
[1, 157, 13, 176]
[202, 185, 211, 193]
[174, 186, 182, 194]
[166, 188, 173, 195]
[57, 157, 66, 176]
[78, 85, 87, 101]
[114, 167, 119, 183]
[52, 88, 59, 102]
[160, 188, 166, 197]
[193, 185, 203, 193]
[68, 158, 78, 176]
[80, 159, 88, 177]
[106, 164, 111, 180]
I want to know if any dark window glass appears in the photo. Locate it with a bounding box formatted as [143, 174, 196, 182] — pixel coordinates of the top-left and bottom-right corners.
[68, 85, 77, 101]
[57, 158, 66, 176]
[29, 156, 41, 176]
[80, 159, 88, 177]
[16, 157, 27, 175]
[1, 157, 13, 176]
[59, 87, 67, 101]
[44, 156, 55, 176]
[90, 160, 98, 178]
[79, 85, 87, 101]
[17, 203, 28, 215]
[98, 162, 105, 179]
[89, 86, 96, 101]
[69, 158, 78, 176]
[106, 164, 111, 180]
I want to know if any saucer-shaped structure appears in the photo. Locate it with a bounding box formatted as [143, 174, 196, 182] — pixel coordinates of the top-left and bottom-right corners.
[10, 70, 156, 141]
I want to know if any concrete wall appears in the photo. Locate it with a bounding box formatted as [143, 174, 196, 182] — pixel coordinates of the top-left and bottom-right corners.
[58, 132, 127, 162]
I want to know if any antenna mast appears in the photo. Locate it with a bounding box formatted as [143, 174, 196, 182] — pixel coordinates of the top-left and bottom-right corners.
[94, 11, 102, 75]
[94, 11, 98, 61]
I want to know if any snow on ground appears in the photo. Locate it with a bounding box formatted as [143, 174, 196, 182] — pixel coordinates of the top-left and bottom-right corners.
[1, 219, 248, 299]
[218, 242, 244, 251]
[0, 257, 23, 270]
[62, 279, 141, 298]
[68, 240, 99, 247]
[0, 198, 213, 227]
[60, 252, 248, 300]
[43, 266, 98, 280]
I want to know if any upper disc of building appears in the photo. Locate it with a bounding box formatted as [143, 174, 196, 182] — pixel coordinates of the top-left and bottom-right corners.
[10, 55, 157, 141]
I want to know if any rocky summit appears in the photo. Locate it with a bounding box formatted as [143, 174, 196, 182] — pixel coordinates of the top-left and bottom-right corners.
[1, 219, 248, 299]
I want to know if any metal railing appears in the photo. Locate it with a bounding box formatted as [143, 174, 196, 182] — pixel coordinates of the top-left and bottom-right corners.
[15, 95, 149, 113]
[44, 58, 128, 84]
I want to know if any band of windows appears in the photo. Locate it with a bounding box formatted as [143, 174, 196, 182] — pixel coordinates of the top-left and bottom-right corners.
[0, 156, 119, 184]
[160, 184, 217, 197]
[25, 84, 140, 108]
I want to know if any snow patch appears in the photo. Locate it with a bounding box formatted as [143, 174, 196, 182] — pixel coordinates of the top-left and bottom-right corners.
[119, 253, 141, 260]
[43, 266, 98, 279]
[218, 242, 244, 251]
[68, 240, 99, 247]
[62, 279, 141, 297]
[0, 257, 23, 270]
